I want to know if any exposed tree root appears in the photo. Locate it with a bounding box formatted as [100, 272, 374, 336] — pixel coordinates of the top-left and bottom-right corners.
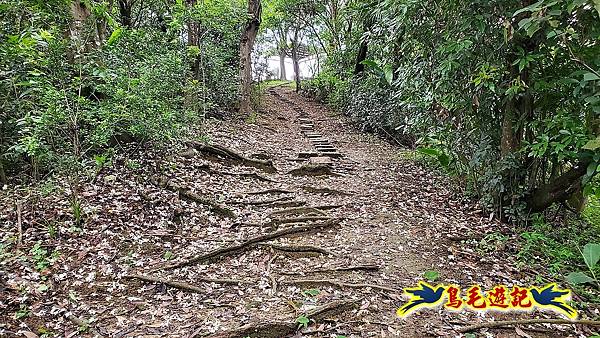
[125, 274, 251, 293]
[282, 264, 379, 275]
[207, 300, 358, 338]
[288, 164, 338, 176]
[265, 201, 306, 208]
[457, 319, 600, 333]
[178, 190, 236, 219]
[257, 243, 334, 256]
[230, 196, 294, 206]
[216, 171, 277, 183]
[187, 141, 276, 173]
[282, 279, 399, 293]
[245, 188, 294, 195]
[160, 219, 340, 270]
[268, 206, 327, 218]
[300, 186, 353, 195]
[313, 204, 345, 210]
[268, 216, 332, 227]
[190, 162, 275, 183]
[152, 176, 236, 218]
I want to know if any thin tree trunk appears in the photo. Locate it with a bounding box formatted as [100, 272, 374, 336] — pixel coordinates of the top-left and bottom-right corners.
[279, 49, 287, 80]
[500, 101, 518, 157]
[291, 29, 301, 92]
[239, 0, 262, 115]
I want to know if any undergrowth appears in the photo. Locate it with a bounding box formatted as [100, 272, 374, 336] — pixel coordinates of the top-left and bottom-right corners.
[516, 212, 600, 304]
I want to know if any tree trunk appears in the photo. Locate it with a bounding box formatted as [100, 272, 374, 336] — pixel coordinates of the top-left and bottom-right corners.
[276, 27, 288, 80]
[279, 49, 287, 80]
[69, 1, 92, 39]
[353, 41, 368, 75]
[354, 19, 372, 75]
[239, 0, 262, 115]
[501, 0, 537, 157]
[526, 161, 590, 212]
[118, 0, 133, 28]
[500, 101, 518, 157]
[291, 29, 301, 92]
[0, 159, 6, 185]
[185, 0, 201, 80]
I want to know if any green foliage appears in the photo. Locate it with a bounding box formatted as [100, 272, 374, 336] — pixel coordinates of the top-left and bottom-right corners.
[360, 60, 393, 86]
[423, 270, 440, 282]
[296, 315, 310, 329]
[582, 196, 600, 226]
[476, 232, 509, 254]
[417, 147, 451, 171]
[29, 241, 59, 271]
[163, 251, 174, 260]
[298, 0, 600, 220]
[517, 214, 600, 296]
[302, 70, 349, 110]
[567, 243, 600, 288]
[15, 305, 30, 320]
[46, 222, 58, 239]
[0, 0, 244, 180]
[260, 80, 292, 88]
[70, 195, 83, 225]
[302, 288, 320, 297]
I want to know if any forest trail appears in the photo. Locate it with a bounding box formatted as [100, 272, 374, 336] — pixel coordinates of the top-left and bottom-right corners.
[2, 87, 577, 338]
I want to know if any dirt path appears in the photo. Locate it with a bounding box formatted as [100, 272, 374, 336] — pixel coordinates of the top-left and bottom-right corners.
[1, 88, 585, 338]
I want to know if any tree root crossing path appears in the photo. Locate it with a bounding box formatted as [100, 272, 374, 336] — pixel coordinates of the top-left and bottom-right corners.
[3, 87, 593, 337]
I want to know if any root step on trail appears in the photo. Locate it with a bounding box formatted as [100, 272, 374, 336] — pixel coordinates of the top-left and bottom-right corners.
[157, 218, 341, 270]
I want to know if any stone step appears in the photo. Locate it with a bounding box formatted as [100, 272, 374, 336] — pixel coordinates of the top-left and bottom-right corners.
[298, 152, 320, 158]
[315, 145, 336, 150]
[319, 152, 342, 158]
[310, 156, 334, 165]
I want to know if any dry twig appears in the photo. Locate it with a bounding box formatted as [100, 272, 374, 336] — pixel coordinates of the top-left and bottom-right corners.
[125, 274, 251, 293]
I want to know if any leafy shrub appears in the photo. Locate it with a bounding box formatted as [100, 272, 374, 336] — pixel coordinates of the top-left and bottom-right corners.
[302, 70, 348, 109]
[0, 0, 243, 179]
[303, 0, 600, 222]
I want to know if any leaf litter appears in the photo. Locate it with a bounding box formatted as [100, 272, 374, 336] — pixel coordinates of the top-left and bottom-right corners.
[0, 88, 595, 338]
